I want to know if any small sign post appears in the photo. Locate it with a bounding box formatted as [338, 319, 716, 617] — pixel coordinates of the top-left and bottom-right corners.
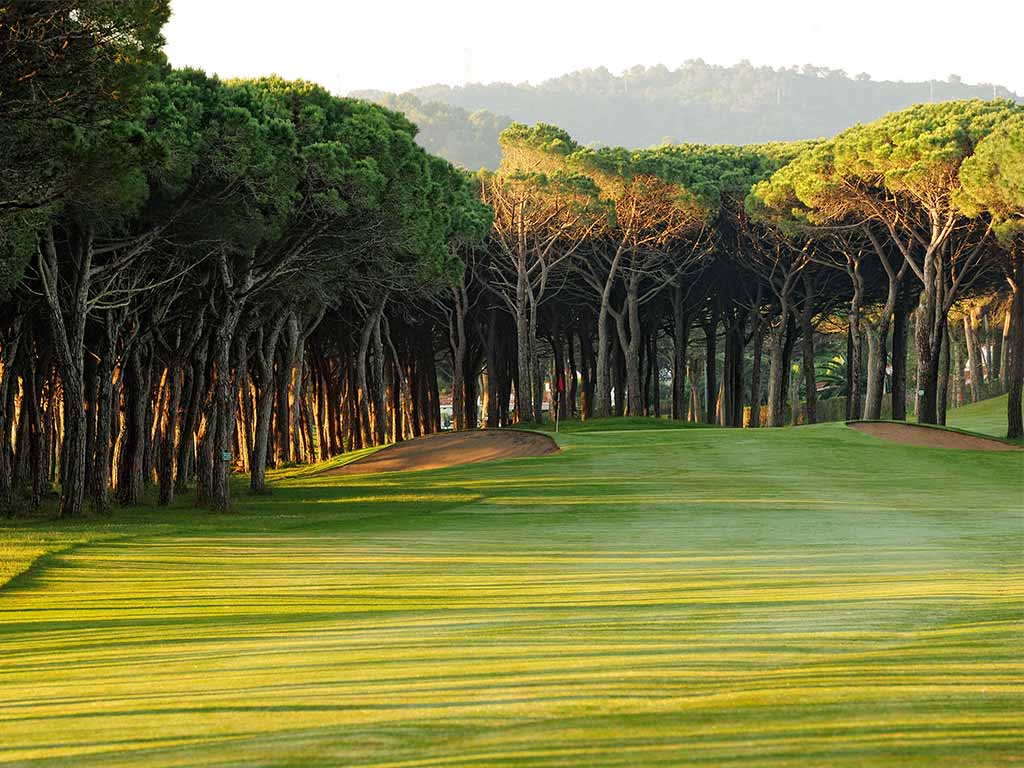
[221, 451, 232, 462]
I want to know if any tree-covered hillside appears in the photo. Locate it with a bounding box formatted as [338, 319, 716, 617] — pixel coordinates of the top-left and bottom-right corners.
[354, 60, 1020, 169]
[352, 92, 511, 171]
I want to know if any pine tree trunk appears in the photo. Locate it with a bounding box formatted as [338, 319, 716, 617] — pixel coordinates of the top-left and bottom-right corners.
[790, 361, 801, 426]
[650, 330, 661, 418]
[671, 284, 689, 420]
[612, 332, 626, 417]
[688, 355, 702, 423]
[766, 321, 787, 427]
[914, 263, 945, 425]
[891, 295, 910, 421]
[863, 327, 884, 420]
[370, 308, 387, 444]
[39, 226, 89, 518]
[848, 293, 863, 421]
[26, 353, 50, 509]
[210, 302, 243, 512]
[999, 306, 1012, 393]
[250, 376, 275, 494]
[938, 324, 951, 425]
[566, 327, 578, 419]
[704, 307, 718, 425]
[356, 300, 384, 444]
[118, 345, 151, 506]
[450, 286, 467, 431]
[964, 312, 983, 403]
[1007, 254, 1023, 439]
[158, 362, 183, 506]
[177, 355, 205, 493]
[800, 321, 817, 425]
[748, 315, 765, 428]
[578, 325, 594, 420]
[91, 321, 117, 511]
[0, 321, 22, 507]
[515, 269, 533, 423]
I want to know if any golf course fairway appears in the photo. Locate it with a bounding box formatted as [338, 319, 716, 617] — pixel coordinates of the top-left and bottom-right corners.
[1, 420, 1022, 767]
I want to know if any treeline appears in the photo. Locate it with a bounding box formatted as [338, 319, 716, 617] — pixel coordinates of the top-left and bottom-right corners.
[1, 4, 1022, 521]
[446, 106, 1021, 439]
[0, 3, 490, 517]
[354, 61, 1020, 169]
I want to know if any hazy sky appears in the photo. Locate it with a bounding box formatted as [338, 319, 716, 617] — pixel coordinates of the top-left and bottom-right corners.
[163, 0, 1023, 96]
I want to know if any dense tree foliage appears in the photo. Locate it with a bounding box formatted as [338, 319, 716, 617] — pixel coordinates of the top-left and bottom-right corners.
[957, 116, 1024, 436]
[751, 100, 1022, 424]
[0, 6, 485, 516]
[0, 0, 170, 293]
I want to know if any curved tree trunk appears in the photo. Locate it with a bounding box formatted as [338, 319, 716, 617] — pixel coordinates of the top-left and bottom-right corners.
[39, 226, 89, 518]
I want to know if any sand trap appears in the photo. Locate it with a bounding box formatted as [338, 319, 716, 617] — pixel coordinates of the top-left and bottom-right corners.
[324, 429, 559, 476]
[848, 422, 1021, 452]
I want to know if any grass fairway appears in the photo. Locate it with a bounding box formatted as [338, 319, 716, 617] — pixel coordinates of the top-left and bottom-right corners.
[947, 394, 1023, 443]
[1, 422, 1022, 767]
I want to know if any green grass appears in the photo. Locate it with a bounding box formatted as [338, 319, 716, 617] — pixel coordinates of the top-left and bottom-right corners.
[946, 393, 1023, 444]
[1, 422, 1022, 766]
[521, 415, 714, 433]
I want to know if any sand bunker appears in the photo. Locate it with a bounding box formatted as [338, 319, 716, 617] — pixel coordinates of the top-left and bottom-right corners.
[324, 429, 559, 476]
[848, 422, 1021, 452]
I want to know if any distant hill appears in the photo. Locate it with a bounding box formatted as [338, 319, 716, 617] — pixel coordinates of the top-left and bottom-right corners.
[353, 60, 1020, 170]
[351, 92, 512, 171]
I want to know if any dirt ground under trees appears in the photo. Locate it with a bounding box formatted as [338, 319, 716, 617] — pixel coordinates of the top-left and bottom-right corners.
[323, 430, 559, 476]
[848, 422, 1021, 452]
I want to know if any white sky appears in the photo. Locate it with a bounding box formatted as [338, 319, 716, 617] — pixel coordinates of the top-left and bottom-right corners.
[163, 0, 1023, 96]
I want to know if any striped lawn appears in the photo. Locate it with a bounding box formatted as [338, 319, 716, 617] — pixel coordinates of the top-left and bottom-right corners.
[1, 421, 1022, 767]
